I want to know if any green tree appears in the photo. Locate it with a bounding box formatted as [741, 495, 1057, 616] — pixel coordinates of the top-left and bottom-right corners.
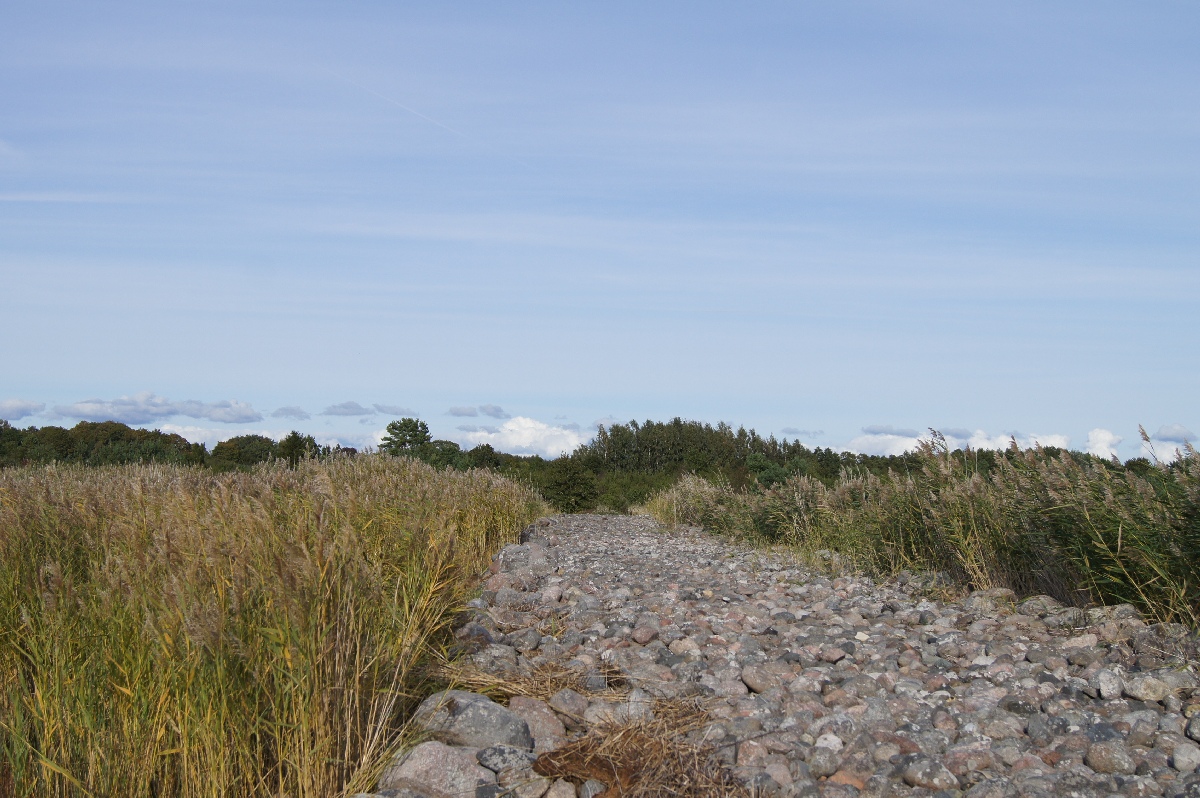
[211, 435, 277, 468]
[277, 431, 319, 467]
[542, 456, 599, 513]
[467, 443, 503, 471]
[380, 418, 431, 454]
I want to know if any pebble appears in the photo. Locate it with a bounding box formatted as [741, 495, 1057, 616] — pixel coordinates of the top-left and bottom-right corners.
[371, 515, 1200, 798]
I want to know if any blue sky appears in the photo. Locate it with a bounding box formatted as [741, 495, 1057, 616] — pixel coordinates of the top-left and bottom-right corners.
[2, 2, 1197, 458]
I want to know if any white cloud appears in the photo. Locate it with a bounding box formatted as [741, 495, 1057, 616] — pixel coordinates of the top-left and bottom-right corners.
[848, 431, 924, 456]
[53, 392, 262, 424]
[271, 406, 311, 420]
[948, 429, 1071, 451]
[320, 401, 374, 416]
[1154, 423, 1194, 444]
[1085, 428, 1123, 459]
[848, 427, 1072, 456]
[449, 404, 510, 419]
[0, 399, 46, 421]
[373, 403, 416, 416]
[457, 416, 588, 458]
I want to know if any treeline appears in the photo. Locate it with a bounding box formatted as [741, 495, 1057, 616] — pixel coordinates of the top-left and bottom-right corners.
[0, 420, 356, 471]
[1, 416, 1168, 515]
[571, 417, 923, 508]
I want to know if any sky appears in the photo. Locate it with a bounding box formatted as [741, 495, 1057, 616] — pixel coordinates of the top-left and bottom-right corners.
[2, 2, 1197, 459]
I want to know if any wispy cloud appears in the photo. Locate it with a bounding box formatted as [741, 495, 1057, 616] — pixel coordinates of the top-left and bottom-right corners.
[0, 399, 46, 421]
[592, 416, 621, 430]
[861, 424, 920, 438]
[448, 404, 511, 419]
[1086, 428, 1122, 459]
[781, 427, 823, 438]
[0, 192, 137, 203]
[320, 401, 374, 416]
[457, 416, 588, 458]
[53, 393, 262, 425]
[271, 406, 311, 420]
[373, 403, 416, 416]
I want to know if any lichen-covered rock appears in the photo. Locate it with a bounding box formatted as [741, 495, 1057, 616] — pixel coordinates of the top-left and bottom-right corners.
[413, 691, 533, 750]
[378, 741, 495, 796]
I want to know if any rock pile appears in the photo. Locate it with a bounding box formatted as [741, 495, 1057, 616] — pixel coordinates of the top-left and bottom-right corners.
[361, 515, 1200, 798]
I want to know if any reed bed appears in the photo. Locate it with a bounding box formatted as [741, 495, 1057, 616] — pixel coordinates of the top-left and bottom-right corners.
[644, 439, 1200, 627]
[0, 455, 547, 798]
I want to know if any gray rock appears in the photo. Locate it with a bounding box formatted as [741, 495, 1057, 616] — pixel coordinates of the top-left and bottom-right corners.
[476, 745, 537, 773]
[414, 691, 533, 750]
[543, 780, 575, 798]
[578, 779, 607, 798]
[1093, 668, 1126, 701]
[741, 664, 781, 694]
[807, 747, 840, 778]
[378, 741, 496, 795]
[901, 756, 959, 790]
[964, 777, 1019, 798]
[1085, 740, 1138, 775]
[496, 767, 551, 798]
[547, 688, 589, 720]
[497, 543, 551, 573]
[1174, 741, 1200, 774]
[1189, 715, 1200, 743]
[1126, 675, 1172, 703]
[963, 588, 1016, 615]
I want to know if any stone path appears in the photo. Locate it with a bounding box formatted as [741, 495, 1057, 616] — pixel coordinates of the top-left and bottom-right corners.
[370, 514, 1200, 798]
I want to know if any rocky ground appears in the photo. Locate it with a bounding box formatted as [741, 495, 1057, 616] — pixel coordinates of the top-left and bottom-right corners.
[363, 514, 1200, 798]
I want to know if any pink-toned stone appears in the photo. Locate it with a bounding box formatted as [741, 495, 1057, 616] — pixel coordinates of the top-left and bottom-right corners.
[631, 625, 659, 644]
[509, 696, 567, 754]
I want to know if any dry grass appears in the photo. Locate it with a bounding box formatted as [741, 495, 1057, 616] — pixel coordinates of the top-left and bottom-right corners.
[0, 455, 548, 798]
[435, 656, 746, 797]
[436, 658, 628, 704]
[532, 699, 747, 798]
[644, 439, 1200, 627]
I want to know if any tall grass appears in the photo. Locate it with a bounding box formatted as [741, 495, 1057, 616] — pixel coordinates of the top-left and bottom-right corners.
[644, 439, 1200, 627]
[0, 455, 547, 798]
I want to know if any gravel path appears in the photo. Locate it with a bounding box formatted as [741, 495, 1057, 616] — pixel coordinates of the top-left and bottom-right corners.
[384, 514, 1200, 798]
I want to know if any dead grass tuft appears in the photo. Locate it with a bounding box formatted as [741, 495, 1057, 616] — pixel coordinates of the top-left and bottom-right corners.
[532, 698, 747, 798]
[436, 657, 628, 703]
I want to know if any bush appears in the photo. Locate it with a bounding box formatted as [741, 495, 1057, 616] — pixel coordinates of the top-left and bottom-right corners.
[542, 456, 600, 512]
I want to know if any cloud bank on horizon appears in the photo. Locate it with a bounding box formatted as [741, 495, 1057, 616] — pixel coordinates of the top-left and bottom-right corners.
[3, 392, 1194, 462]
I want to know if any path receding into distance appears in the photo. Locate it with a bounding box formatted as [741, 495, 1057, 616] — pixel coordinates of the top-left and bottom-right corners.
[372, 514, 1200, 798]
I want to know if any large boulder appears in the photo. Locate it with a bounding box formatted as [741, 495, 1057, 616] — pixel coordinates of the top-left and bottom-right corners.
[378, 740, 496, 797]
[414, 690, 534, 750]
